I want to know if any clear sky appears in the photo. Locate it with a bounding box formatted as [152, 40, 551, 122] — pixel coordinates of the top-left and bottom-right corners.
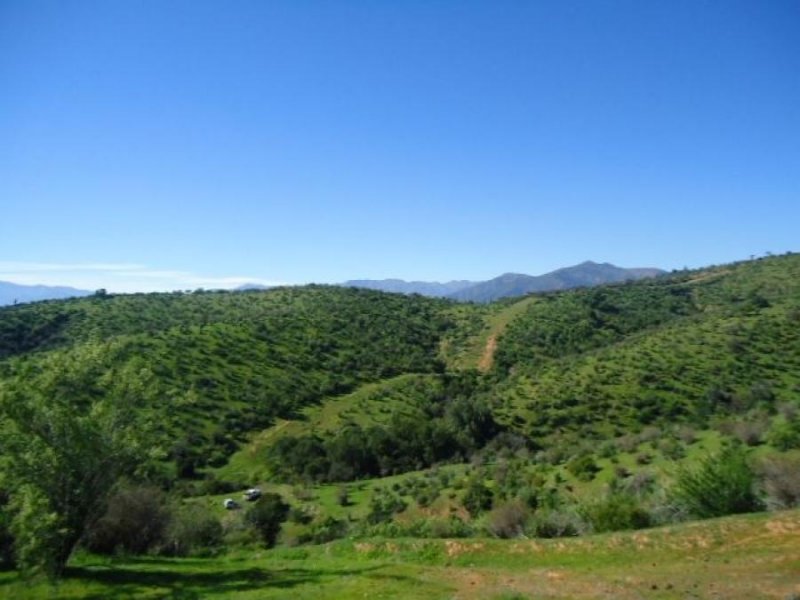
[1, 1, 798, 292]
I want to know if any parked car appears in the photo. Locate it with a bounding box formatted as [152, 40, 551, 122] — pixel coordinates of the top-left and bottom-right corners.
[243, 487, 262, 501]
[223, 498, 239, 510]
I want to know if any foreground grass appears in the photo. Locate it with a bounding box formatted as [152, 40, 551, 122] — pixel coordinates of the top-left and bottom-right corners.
[2, 509, 798, 599]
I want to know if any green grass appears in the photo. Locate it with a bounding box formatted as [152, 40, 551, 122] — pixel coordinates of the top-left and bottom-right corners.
[2, 509, 798, 599]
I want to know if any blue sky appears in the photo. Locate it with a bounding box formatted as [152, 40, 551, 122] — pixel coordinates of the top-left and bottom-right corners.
[1, 1, 798, 292]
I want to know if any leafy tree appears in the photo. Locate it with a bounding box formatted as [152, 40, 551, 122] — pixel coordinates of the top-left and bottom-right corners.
[244, 493, 290, 547]
[84, 484, 170, 555]
[0, 346, 160, 578]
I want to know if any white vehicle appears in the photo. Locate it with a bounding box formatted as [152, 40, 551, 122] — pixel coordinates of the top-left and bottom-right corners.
[243, 487, 262, 501]
[223, 498, 239, 510]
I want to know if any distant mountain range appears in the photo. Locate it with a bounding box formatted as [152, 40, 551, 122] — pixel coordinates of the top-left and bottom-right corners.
[345, 261, 665, 302]
[341, 279, 476, 298]
[2, 261, 665, 306]
[0, 281, 93, 306]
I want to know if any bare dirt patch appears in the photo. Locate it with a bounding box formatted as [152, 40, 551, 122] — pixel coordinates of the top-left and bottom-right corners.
[477, 334, 498, 373]
[445, 541, 485, 558]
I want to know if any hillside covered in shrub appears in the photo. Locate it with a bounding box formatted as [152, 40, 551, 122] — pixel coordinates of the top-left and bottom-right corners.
[1, 254, 799, 580]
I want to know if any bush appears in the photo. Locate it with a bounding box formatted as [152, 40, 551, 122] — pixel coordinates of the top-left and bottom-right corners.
[163, 505, 223, 556]
[566, 455, 601, 482]
[428, 516, 475, 538]
[336, 486, 350, 507]
[288, 506, 314, 525]
[671, 445, 763, 519]
[657, 438, 685, 460]
[675, 426, 697, 445]
[200, 475, 240, 496]
[757, 453, 800, 509]
[623, 471, 656, 498]
[298, 516, 348, 544]
[580, 493, 651, 533]
[486, 500, 529, 538]
[244, 493, 290, 548]
[530, 508, 587, 538]
[731, 419, 768, 447]
[85, 484, 170, 555]
[366, 489, 407, 524]
[766, 417, 800, 451]
[462, 480, 493, 517]
[361, 516, 475, 539]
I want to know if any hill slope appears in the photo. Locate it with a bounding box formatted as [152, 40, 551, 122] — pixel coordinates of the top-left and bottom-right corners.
[1, 254, 798, 483]
[489, 254, 800, 443]
[0, 286, 460, 474]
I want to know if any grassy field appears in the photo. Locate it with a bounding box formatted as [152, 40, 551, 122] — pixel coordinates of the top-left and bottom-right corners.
[1, 509, 798, 599]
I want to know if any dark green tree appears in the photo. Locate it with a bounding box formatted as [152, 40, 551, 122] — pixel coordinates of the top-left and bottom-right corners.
[0, 345, 160, 578]
[244, 493, 290, 547]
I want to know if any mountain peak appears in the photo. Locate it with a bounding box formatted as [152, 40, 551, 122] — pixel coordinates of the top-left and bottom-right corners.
[447, 262, 665, 303]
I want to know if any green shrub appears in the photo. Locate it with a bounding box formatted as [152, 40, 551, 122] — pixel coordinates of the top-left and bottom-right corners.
[428, 516, 475, 538]
[366, 489, 407, 524]
[462, 480, 493, 517]
[85, 484, 170, 555]
[580, 493, 651, 533]
[244, 493, 290, 548]
[288, 506, 313, 525]
[486, 500, 529, 538]
[766, 417, 800, 451]
[336, 486, 350, 507]
[657, 438, 685, 460]
[566, 455, 601, 482]
[671, 445, 763, 519]
[530, 508, 587, 538]
[163, 505, 223, 556]
[200, 475, 240, 496]
[757, 453, 800, 509]
[299, 517, 347, 544]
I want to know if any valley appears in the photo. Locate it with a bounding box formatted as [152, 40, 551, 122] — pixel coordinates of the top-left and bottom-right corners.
[1, 254, 799, 597]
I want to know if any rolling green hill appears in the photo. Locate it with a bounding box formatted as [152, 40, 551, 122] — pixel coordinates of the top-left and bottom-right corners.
[1, 254, 799, 589]
[489, 254, 800, 443]
[0, 286, 459, 474]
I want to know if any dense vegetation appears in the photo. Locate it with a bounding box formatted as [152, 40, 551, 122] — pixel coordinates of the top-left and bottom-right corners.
[0, 286, 456, 476]
[266, 372, 498, 482]
[489, 254, 800, 444]
[1, 253, 800, 582]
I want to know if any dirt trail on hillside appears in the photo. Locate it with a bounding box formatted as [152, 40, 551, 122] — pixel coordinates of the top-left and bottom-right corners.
[477, 334, 497, 373]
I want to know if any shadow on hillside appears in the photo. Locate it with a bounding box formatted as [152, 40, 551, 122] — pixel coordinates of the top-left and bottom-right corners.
[66, 561, 411, 599]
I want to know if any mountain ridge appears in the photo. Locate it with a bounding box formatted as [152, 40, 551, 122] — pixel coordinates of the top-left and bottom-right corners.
[0, 281, 93, 306]
[345, 261, 665, 302]
[342, 278, 476, 297]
